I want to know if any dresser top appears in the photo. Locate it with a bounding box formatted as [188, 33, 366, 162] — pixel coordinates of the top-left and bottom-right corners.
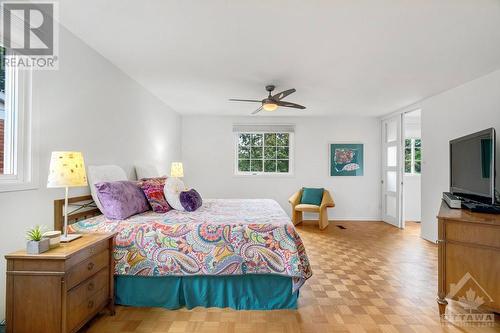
[5, 233, 115, 260]
[438, 201, 500, 226]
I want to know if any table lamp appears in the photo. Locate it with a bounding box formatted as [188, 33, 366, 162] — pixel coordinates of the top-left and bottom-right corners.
[47, 151, 88, 242]
[166, 162, 185, 193]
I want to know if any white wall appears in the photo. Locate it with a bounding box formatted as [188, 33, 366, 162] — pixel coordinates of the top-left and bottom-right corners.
[182, 115, 382, 221]
[0, 26, 181, 318]
[421, 69, 500, 242]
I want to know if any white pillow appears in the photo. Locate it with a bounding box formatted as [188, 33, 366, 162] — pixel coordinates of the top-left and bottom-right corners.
[164, 177, 186, 211]
[135, 164, 159, 180]
[87, 165, 128, 213]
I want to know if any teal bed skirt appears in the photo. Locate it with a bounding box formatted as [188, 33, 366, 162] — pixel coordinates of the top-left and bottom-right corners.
[115, 275, 298, 310]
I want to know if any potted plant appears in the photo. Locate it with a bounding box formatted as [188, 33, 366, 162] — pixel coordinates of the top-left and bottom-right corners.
[26, 225, 50, 254]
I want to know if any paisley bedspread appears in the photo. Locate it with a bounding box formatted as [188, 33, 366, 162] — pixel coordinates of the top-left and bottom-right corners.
[69, 199, 312, 292]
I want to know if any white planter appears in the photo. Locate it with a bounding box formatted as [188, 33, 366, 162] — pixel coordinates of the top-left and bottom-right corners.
[26, 238, 50, 254]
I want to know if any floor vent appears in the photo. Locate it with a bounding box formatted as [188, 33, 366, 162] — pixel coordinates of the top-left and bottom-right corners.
[336, 225, 346, 229]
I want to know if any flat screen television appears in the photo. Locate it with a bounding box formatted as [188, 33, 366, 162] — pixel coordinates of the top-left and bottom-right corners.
[450, 128, 496, 205]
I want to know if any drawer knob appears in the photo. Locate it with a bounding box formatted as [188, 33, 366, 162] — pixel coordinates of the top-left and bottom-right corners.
[87, 282, 95, 291]
[87, 262, 95, 271]
[88, 300, 94, 309]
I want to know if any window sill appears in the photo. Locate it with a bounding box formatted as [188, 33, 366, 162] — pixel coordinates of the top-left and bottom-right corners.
[233, 173, 295, 178]
[0, 180, 39, 193]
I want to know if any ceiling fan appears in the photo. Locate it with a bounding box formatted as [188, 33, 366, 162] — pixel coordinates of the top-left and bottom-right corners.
[229, 85, 306, 115]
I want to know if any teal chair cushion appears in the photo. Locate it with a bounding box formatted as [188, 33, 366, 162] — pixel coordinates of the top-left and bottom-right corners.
[300, 188, 324, 206]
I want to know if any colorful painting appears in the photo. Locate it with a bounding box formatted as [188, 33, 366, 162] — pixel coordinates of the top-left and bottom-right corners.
[330, 143, 364, 176]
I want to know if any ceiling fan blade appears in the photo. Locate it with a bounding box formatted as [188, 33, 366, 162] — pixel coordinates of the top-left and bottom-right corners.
[272, 88, 296, 101]
[251, 106, 263, 115]
[276, 101, 306, 109]
[229, 99, 262, 103]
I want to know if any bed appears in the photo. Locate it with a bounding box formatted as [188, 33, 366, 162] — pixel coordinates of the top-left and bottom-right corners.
[59, 197, 312, 310]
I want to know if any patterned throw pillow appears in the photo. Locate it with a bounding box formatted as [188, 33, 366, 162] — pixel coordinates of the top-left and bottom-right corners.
[140, 177, 171, 213]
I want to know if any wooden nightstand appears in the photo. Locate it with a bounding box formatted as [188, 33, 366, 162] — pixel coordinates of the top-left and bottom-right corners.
[5, 233, 116, 333]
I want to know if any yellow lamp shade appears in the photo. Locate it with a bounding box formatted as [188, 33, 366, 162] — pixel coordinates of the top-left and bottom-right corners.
[170, 162, 184, 178]
[47, 151, 88, 188]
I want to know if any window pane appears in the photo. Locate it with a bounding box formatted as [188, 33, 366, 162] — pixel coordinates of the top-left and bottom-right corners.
[415, 139, 421, 148]
[238, 160, 250, 172]
[264, 146, 276, 159]
[405, 148, 411, 160]
[264, 160, 276, 172]
[264, 133, 276, 146]
[415, 161, 421, 173]
[251, 134, 263, 146]
[250, 147, 262, 159]
[405, 160, 411, 173]
[251, 160, 263, 172]
[276, 133, 289, 146]
[277, 160, 289, 173]
[277, 147, 289, 159]
[414, 148, 421, 161]
[405, 138, 411, 148]
[239, 134, 251, 147]
[238, 146, 250, 159]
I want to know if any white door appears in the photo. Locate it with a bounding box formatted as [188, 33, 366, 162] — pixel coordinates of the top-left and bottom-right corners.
[381, 115, 403, 228]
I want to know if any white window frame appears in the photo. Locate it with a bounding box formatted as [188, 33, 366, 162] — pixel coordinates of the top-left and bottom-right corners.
[234, 131, 294, 177]
[0, 48, 38, 192]
[404, 137, 421, 175]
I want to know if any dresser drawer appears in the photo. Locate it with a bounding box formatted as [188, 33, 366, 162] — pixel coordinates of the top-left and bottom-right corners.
[68, 268, 109, 310]
[445, 220, 500, 248]
[67, 284, 109, 332]
[66, 250, 109, 289]
[66, 240, 109, 270]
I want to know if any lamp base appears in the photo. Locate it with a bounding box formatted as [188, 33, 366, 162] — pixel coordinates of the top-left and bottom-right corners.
[60, 234, 82, 242]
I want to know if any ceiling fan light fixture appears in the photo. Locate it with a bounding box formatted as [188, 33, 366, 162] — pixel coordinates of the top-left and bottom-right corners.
[262, 102, 278, 112]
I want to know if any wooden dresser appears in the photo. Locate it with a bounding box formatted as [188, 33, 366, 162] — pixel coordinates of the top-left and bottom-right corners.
[437, 201, 500, 315]
[5, 233, 115, 333]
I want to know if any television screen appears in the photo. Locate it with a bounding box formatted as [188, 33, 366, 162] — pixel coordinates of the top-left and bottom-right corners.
[450, 128, 496, 204]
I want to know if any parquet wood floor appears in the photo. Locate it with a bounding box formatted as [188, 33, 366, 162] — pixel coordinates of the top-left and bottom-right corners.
[80, 221, 500, 333]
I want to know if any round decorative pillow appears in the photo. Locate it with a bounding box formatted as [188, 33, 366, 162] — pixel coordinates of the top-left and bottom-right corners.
[180, 189, 202, 212]
[163, 177, 186, 211]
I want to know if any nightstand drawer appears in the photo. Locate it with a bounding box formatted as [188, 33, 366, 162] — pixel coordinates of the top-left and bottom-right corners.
[66, 250, 109, 289]
[67, 284, 109, 332]
[66, 240, 109, 269]
[68, 268, 109, 310]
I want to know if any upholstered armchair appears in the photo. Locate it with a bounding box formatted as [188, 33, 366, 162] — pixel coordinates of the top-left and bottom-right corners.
[288, 189, 335, 230]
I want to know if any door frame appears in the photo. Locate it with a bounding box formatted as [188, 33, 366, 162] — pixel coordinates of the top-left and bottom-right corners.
[380, 104, 422, 229]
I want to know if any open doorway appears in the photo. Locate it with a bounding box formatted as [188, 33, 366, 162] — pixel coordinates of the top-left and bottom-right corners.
[403, 110, 421, 226]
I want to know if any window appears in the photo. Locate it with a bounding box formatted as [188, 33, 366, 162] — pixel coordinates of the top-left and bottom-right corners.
[234, 126, 294, 175]
[0, 45, 36, 191]
[404, 138, 421, 174]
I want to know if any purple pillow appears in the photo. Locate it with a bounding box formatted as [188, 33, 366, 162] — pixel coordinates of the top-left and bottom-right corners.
[179, 189, 202, 212]
[95, 180, 150, 219]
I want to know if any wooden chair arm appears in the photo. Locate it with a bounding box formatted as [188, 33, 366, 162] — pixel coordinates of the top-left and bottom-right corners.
[320, 190, 335, 209]
[288, 190, 302, 207]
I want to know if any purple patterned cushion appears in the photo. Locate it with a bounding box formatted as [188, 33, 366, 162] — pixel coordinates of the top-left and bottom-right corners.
[95, 180, 150, 219]
[179, 189, 202, 212]
[139, 177, 171, 213]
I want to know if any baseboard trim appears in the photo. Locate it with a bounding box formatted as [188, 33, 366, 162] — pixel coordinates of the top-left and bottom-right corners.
[329, 218, 383, 222]
[301, 218, 383, 223]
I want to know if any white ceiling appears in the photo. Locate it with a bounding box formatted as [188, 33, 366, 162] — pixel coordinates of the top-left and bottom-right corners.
[59, 0, 500, 117]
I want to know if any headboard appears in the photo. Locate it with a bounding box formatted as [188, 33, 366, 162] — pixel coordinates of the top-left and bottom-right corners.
[53, 195, 102, 232]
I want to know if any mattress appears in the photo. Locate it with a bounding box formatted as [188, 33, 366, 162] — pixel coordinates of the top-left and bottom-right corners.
[69, 199, 312, 292]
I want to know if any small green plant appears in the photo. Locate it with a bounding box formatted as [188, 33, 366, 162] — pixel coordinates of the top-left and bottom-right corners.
[26, 225, 46, 242]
